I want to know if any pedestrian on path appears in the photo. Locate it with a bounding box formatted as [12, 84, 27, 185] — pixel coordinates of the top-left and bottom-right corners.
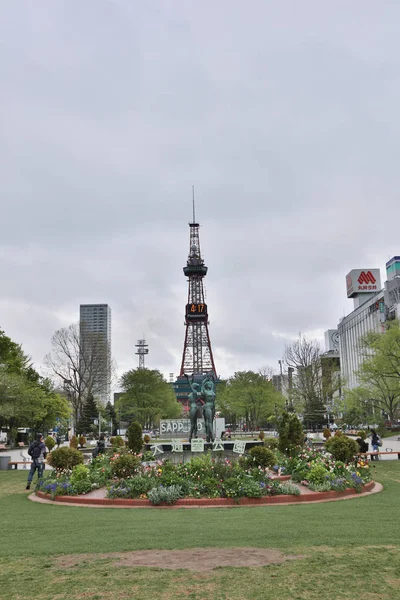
[26, 433, 47, 490]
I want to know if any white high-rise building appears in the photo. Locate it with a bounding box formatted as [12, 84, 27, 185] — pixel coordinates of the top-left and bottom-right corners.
[338, 261, 400, 390]
[79, 304, 111, 404]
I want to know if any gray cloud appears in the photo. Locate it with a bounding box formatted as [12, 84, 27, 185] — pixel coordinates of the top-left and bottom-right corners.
[1, 0, 400, 386]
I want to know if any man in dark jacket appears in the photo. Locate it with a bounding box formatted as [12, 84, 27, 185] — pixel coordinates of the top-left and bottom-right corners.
[26, 433, 47, 490]
[92, 433, 106, 459]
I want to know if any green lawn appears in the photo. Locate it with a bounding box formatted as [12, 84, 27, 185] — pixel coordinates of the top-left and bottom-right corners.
[0, 462, 399, 599]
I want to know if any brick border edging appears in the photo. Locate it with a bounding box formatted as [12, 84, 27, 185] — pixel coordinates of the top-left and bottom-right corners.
[35, 480, 375, 507]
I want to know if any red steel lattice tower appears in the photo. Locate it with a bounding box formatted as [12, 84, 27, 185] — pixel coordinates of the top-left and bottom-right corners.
[179, 204, 217, 379]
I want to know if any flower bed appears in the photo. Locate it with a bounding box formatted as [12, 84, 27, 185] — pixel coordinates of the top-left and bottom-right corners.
[280, 448, 373, 492]
[35, 445, 374, 505]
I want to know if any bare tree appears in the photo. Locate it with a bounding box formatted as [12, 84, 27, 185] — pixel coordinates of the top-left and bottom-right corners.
[45, 323, 114, 427]
[284, 334, 338, 428]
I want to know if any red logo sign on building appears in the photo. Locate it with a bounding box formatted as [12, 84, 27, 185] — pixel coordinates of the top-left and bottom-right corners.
[357, 271, 377, 285]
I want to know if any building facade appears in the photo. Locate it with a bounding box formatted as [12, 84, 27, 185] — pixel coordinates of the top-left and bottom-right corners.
[337, 260, 400, 390]
[79, 304, 112, 405]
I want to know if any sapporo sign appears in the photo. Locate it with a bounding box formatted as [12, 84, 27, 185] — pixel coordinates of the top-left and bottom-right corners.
[160, 419, 205, 438]
[346, 269, 381, 298]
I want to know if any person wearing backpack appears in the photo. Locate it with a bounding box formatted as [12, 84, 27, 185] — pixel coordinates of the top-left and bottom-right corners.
[370, 429, 381, 461]
[26, 433, 47, 490]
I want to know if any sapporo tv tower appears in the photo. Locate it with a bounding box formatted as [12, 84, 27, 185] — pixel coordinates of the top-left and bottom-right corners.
[174, 190, 217, 407]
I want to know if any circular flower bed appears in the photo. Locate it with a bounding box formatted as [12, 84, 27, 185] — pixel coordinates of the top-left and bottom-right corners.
[36, 445, 374, 505]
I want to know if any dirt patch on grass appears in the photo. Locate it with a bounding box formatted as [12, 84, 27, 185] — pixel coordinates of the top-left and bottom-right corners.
[54, 548, 300, 572]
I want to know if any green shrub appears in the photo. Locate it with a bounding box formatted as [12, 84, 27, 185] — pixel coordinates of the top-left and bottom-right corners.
[141, 450, 156, 462]
[248, 446, 276, 468]
[323, 428, 331, 440]
[357, 430, 367, 440]
[307, 481, 332, 492]
[143, 434, 151, 444]
[111, 435, 124, 448]
[69, 435, 78, 449]
[325, 435, 359, 463]
[78, 435, 86, 448]
[278, 412, 304, 455]
[127, 422, 143, 453]
[46, 447, 83, 471]
[334, 430, 343, 437]
[45, 436, 56, 451]
[107, 477, 153, 499]
[70, 464, 92, 494]
[110, 453, 141, 478]
[147, 485, 183, 505]
[308, 464, 330, 485]
[263, 437, 279, 450]
[258, 430, 265, 441]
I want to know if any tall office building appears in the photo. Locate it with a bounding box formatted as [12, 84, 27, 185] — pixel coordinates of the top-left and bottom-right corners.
[79, 304, 112, 405]
[337, 261, 400, 390]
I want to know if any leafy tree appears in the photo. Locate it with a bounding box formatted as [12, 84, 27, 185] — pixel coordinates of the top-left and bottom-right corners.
[77, 394, 99, 434]
[0, 330, 70, 444]
[355, 322, 400, 422]
[117, 368, 181, 428]
[217, 370, 285, 430]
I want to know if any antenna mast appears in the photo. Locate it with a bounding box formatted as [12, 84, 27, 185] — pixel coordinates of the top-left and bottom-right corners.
[192, 185, 196, 223]
[135, 338, 149, 369]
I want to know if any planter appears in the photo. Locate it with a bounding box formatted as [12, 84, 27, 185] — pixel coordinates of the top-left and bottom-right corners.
[35, 481, 376, 508]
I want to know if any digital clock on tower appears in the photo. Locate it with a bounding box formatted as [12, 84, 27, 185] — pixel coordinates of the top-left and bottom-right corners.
[186, 303, 208, 319]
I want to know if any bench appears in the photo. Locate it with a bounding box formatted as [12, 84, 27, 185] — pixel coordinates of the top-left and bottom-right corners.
[358, 451, 400, 460]
[18, 442, 26, 448]
[0, 444, 7, 451]
[8, 461, 32, 470]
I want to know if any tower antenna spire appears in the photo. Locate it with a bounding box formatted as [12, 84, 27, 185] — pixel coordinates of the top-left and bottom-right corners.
[192, 185, 196, 223]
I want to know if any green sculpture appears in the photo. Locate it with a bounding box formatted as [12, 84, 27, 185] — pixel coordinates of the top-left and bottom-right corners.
[185, 373, 216, 443]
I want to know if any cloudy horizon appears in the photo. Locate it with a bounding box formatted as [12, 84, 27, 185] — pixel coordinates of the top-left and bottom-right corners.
[1, 1, 400, 390]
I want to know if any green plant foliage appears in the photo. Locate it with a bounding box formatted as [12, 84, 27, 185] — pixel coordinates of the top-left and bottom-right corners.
[45, 435, 56, 451]
[107, 477, 153, 499]
[127, 421, 143, 453]
[110, 453, 141, 478]
[217, 371, 285, 431]
[258, 430, 265, 440]
[111, 435, 124, 448]
[248, 446, 276, 468]
[325, 435, 359, 463]
[357, 430, 367, 440]
[308, 464, 330, 485]
[46, 447, 83, 471]
[78, 435, 86, 447]
[278, 411, 304, 455]
[69, 435, 78, 449]
[143, 434, 151, 444]
[147, 484, 183, 505]
[69, 464, 92, 494]
[77, 394, 99, 435]
[117, 368, 181, 427]
[263, 437, 279, 450]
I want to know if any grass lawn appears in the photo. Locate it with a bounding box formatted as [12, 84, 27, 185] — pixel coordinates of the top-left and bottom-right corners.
[0, 462, 399, 599]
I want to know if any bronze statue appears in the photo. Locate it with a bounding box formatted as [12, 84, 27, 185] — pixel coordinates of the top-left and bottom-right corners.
[201, 374, 216, 443]
[185, 373, 216, 443]
[186, 375, 203, 442]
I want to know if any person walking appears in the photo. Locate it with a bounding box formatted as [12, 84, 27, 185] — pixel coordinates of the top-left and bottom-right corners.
[26, 433, 47, 490]
[370, 429, 381, 461]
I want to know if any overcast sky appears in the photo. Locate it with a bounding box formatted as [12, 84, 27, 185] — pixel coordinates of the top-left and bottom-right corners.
[1, 1, 400, 388]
